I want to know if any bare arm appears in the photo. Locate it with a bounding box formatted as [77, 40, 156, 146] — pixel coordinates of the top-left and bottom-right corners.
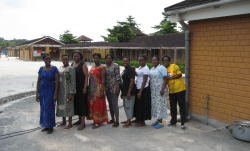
[100, 67, 106, 99]
[160, 76, 168, 96]
[82, 63, 88, 95]
[137, 75, 148, 99]
[127, 78, 135, 100]
[165, 73, 182, 80]
[36, 75, 41, 102]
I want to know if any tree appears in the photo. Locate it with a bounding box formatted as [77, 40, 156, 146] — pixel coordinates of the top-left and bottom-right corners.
[179, 22, 189, 33]
[150, 16, 179, 35]
[119, 15, 142, 32]
[0, 40, 16, 50]
[101, 22, 136, 42]
[59, 30, 80, 44]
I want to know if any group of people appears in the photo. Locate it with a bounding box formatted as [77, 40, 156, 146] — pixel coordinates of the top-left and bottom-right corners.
[36, 50, 186, 134]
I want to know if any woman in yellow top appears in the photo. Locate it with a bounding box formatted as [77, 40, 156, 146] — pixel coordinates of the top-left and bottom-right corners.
[162, 55, 186, 129]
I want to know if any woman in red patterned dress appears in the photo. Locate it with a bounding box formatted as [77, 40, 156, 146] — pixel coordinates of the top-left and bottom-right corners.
[87, 53, 108, 129]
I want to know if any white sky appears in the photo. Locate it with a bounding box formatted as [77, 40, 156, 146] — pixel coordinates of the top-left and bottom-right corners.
[0, 0, 183, 42]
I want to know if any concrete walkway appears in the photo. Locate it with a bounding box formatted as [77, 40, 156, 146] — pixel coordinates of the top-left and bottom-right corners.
[0, 57, 249, 151]
[0, 96, 249, 151]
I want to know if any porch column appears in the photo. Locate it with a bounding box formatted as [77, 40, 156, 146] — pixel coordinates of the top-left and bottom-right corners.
[60, 49, 65, 58]
[46, 46, 50, 54]
[30, 47, 34, 61]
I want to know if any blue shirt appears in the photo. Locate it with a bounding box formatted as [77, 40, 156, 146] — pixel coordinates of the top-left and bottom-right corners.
[150, 65, 168, 78]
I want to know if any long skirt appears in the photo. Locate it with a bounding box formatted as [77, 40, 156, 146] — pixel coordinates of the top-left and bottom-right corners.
[133, 86, 152, 121]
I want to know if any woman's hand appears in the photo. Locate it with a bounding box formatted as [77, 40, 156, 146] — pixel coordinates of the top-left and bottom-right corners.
[36, 94, 40, 102]
[116, 88, 120, 96]
[68, 93, 73, 102]
[82, 87, 87, 95]
[160, 89, 165, 96]
[127, 92, 131, 100]
[165, 76, 172, 80]
[137, 92, 142, 100]
[53, 94, 57, 102]
[100, 91, 104, 99]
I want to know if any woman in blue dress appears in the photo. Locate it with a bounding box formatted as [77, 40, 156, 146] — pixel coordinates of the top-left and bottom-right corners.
[149, 55, 168, 129]
[36, 53, 59, 134]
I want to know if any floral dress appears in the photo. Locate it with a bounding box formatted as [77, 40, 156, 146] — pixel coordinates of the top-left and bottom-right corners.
[149, 64, 168, 119]
[87, 65, 108, 123]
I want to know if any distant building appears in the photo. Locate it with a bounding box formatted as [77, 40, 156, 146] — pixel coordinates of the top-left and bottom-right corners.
[77, 35, 93, 43]
[61, 33, 185, 63]
[7, 36, 64, 60]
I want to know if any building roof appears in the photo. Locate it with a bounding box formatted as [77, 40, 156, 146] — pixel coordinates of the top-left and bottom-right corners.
[8, 36, 64, 48]
[164, 0, 219, 12]
[61, 33, 185, 49]
[130, 33, 185, 47]
[77, 35, 93, 41]
[130, 28, 148, 36]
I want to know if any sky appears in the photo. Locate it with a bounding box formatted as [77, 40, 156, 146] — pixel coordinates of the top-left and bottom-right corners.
[0, 0, 183, 42]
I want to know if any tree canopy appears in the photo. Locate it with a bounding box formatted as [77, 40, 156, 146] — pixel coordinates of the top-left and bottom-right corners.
[119, 15, 142, 32]
[101, 16, 142, 42]
[150, 16, 179, 35]
[59, 30, 80, 44]
[0, 37, 27, 50]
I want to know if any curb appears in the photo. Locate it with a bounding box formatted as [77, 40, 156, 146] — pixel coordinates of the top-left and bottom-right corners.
[0, 91, 36, 106]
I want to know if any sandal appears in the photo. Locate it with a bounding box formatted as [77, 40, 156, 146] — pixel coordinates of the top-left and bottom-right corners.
[57, 123, 66, 127]
[47, 128, 54, 134]
[107, 120, 114, 124]
[151, 121, 158, 126]
[112, 122, 119, 128]
[92, 123, 100, 129]
[131, 120, 139, 123]
[122, 124, 132, 128]
[41, 128, 49, 132]
[77, 125, 85, 130]
[135, 123, 146, 127]
[64, 126, 73, 130]
[120, 121, 127, 124]
[155, 123, 163, 129]
[73, 121, 81, 125]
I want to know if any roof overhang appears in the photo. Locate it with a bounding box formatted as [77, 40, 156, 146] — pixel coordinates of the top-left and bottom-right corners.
[163, 0, 250, 22]
[28, 36, 65, 45]
[20, 44, 62, 47]
[60, 47, 185, 50]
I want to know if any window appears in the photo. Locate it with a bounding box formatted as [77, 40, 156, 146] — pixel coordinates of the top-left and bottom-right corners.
[132, 50, 135, 57]
[137, 50, 140, 57]
[110, 49, 114, 56]
[177, 50, 182, 59]
[170, 50, 174, 58]
[124, 50, 127, 56]
[142, 50, 145, 55]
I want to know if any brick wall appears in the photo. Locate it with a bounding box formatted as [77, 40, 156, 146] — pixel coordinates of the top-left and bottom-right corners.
[189, 14, 250, 124]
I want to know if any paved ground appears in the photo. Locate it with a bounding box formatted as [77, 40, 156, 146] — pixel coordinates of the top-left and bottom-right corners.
[0, 57, 249, 151]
